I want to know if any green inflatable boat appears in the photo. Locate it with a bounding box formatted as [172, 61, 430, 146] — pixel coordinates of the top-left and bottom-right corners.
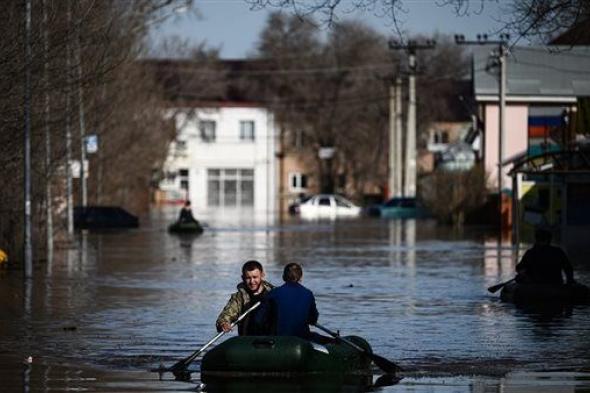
[201, 335, 373, 378]
[167, 220, 203, 235]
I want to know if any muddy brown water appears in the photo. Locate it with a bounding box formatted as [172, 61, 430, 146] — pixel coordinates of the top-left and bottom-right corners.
[1, 208, 589, 392]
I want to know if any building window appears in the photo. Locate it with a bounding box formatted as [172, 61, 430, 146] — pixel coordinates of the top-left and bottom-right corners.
[240, 120, 255, 141]
[175, 139, 187, 151]
[292, 129, 305, 149]
[165, 171, 176, 183]
[199, 120, 216, 142]
[289, 172, 308, 192]
[207, 168, 255, 207]
[433, 130, 449, 144]
[178, 168, 189, 190]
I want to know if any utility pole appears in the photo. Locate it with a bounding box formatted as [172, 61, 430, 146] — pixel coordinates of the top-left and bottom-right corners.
[405, 51, 417, 198]
[66, 0, 74, 236]
[388, 76, 404, 199]
[389, 40, 436, 198]
[394, 77, 403, 198]
[43, 0, 54, 263]
[77, 35, 88, 207]
[455, 33, 510, 230]
[24, 0, 33, 279]
[388, 82, 397, 198]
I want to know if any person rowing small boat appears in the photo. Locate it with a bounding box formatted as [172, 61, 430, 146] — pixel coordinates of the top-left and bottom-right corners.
[201, 263, 399, 377]
[489, 228, 589, 304]
[157, 261, 401, 381]
[215, 260, 274, 336]
[515, 228, 574, 286]
[168, 200, 203, 234]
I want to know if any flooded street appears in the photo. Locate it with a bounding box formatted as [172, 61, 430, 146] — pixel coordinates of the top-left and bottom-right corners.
[1, 208, 590, 392]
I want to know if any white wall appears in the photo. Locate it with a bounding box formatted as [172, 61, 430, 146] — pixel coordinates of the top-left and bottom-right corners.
[169, 106, 277, 216]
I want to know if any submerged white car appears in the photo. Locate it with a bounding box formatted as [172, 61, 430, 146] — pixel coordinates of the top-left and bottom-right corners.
[298, 194, 361, 219]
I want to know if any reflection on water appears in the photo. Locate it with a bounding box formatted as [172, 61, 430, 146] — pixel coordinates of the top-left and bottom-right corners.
[1, 208, 589, 392]
[4, 357, 590, 392]
[200, 374, 388, 393]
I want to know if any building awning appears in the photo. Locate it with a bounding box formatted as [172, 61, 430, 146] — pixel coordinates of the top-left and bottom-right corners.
[506, 145, 590, 176]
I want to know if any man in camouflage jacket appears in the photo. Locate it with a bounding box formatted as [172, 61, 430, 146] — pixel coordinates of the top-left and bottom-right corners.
[215, 260, 274, 335]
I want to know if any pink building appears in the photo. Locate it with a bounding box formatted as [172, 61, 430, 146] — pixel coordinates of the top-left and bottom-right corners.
[473, 46, 590, 194]
[473, 46, 590, 253]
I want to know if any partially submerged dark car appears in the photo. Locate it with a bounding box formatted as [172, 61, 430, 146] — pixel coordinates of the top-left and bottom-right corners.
[74, 206, 139, 229]
[366, 197, 430, 219]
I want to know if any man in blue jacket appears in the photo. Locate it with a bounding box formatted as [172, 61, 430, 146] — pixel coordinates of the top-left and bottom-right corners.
[258, 263, 319, 339]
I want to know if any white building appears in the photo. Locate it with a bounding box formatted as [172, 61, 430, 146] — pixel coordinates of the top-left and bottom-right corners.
[159, 104, 278, 219]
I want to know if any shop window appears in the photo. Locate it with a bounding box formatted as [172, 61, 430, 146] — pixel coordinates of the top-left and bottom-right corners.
[207, 168, 255, 207]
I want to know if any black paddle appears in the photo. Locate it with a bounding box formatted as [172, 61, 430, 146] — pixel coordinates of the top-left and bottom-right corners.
[488, 278, 515, 294]
[313, 323, 402, 374]
[154, 301, 261, 380]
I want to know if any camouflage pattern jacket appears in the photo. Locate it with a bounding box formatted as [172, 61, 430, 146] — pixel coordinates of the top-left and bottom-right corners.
[215, 281, 274, 335]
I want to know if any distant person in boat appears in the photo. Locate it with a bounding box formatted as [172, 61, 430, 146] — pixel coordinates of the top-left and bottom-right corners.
[257, 263, 322, 340]
[215, 260, 274, 336]
[0, 248, 7, 267]
[516, 228, 574, 285]
[178, 200, 197, 224]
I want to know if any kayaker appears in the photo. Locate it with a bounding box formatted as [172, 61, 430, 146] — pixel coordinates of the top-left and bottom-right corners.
[178, 200, 197, 224]
[257, 263, 321, 340]
[516, 228, 574, 285]
[215, 260, 274, 335]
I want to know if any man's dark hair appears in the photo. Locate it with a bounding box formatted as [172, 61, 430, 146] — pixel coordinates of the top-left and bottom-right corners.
[535, 228, 552, 244]
[242, 260, 263, 275]
[282, 263, 302, 282]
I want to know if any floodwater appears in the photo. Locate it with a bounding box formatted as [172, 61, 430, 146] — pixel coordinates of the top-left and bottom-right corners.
[1, 207, 589, 392]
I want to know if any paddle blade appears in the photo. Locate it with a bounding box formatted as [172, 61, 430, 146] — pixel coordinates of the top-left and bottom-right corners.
[370, 353, 403, 374]
[172, 368, 192, 381]
[487, 283, 505, 293]
[314, 323, 402, 375]
[488, 278, 514, 294]
[168, 358, 188, 373]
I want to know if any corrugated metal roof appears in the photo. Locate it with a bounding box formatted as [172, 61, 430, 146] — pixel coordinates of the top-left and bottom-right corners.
[474, 46, 590, 99]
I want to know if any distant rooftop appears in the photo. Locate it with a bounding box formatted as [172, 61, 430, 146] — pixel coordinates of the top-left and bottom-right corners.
[473, 46, 590, 101]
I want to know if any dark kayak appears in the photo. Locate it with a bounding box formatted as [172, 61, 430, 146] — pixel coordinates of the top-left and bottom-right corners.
[167, 220, 203, 234]
[500, 281, 590, 304]
[201, 335, 373, 378]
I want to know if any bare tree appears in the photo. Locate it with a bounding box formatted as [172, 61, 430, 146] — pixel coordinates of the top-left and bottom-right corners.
[253, 12, 396, 198]
[251, 12, 470, 200]
[247, 0, 590, 44]
[0, 0, 195, 265]
[414, 34, 470, 146]
[421, 165, 489, 226]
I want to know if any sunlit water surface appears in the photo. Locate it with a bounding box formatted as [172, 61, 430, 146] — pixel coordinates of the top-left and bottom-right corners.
[1, 208, 589, 392]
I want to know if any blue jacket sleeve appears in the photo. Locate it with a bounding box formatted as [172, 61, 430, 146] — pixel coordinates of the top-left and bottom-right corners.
[308, 294, 319, 325]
